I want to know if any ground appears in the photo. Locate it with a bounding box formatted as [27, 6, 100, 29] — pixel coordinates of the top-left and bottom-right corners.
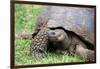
[15, 4, 84, 65]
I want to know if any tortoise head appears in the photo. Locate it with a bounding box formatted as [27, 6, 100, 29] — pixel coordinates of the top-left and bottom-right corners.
[47, 29, 68, 42]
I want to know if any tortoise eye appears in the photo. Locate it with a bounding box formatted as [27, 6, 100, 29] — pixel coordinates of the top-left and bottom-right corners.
[51, 32, 56, 35]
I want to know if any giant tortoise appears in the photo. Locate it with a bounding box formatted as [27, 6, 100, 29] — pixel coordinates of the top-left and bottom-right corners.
[31, 6, 95, 61]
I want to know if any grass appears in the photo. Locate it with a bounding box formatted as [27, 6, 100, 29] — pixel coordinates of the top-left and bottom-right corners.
[14, 4, 85, 65]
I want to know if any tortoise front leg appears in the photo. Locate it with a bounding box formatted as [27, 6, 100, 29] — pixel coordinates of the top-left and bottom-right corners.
[31, 28, 49, 57]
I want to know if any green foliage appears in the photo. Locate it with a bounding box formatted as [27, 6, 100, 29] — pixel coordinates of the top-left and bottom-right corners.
[15, 4, 42, 32]
[15, 4, 84, 65]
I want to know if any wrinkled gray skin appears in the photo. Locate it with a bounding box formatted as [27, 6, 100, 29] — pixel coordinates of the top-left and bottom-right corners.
[47, 28, 95, 61]
[31, 6, 95, 61]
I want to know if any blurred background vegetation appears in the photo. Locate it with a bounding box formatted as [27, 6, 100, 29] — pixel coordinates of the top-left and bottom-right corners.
[15, 4, 84, 65]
